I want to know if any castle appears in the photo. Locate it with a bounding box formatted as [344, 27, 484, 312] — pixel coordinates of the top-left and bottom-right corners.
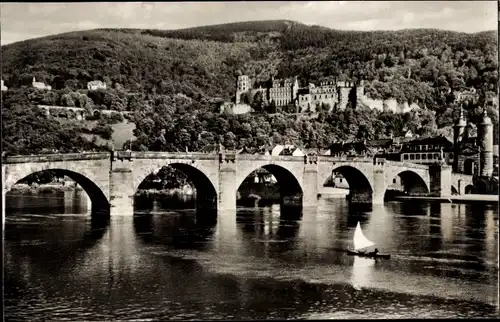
[233, 75, 364, 113]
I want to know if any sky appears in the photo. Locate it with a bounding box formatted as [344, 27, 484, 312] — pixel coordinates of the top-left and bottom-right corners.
[1, 1, 498, 45]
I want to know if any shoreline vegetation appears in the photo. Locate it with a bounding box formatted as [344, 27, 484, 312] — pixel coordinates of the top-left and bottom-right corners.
[9, 183, 83, 194]
[9, 183, 197, 197]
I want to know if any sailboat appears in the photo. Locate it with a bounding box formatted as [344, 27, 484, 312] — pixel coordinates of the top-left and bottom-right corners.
[346, 222, 391, 259]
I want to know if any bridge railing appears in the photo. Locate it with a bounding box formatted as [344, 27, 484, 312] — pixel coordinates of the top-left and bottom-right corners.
[114, 151, 219, 161]
[317, 155, 374, 163]
[2, 152, 110, 164]
[384, 160, 430, 170]
[235, 154, 305, 162]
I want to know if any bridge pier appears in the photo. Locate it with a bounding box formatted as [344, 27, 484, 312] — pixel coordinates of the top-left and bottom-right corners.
[218, 154, 237, 212]
[109, 168, 134, 216]
[429, 164, 452, 198]
[372, 164, 386, 205]
[303, 162, 319, 208]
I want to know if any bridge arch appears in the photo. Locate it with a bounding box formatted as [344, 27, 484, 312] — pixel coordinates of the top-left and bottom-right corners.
[235, 164, 303, 207]
[4, 168, 110, 215]
[132, 162, 218, 211]
[465, 185, 476, 194]
[385, 170, 430, 198]
[328, 165, 373, 204]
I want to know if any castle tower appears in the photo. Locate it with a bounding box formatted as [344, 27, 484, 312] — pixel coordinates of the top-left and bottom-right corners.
[477, 108, 494, 177]
[292, 76, 299, 100]
[453, 107, 467, 172]
[236, 75, 251, 104]
[464, 122, 474, 139]
[356, 79, 365, 100]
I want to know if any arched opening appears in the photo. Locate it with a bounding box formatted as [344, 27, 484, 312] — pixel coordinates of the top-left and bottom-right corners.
[322, 170, 350, 197]
[465, 185, 476, 194]
[323, 166, 373, 207]
[464, 159, 475, 175]
[133, 164, 218, 246]
[93, 110, 101, 119]
[5, 169, 110, 216]
[134, 164, 217, 223]
[239, 92, 250, 105]
[474, 179, 489, 194]
[384, 170, 430, 200]
[451, 186, 458, 195]
[236, 165, 303, 217]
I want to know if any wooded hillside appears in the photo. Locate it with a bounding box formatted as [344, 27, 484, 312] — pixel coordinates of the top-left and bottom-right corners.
[2, 20, 498, 155]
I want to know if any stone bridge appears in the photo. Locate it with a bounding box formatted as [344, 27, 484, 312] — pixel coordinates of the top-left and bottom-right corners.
[2, 151, 455, 217]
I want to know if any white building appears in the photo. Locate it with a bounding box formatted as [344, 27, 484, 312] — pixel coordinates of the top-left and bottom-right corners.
[1, 80, 7, 91]
[271, 145, 304, 156]
[32, 77, 51, 90]
[87, 80, 107, 90]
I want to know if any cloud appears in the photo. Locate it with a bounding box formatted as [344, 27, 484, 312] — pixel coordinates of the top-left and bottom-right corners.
[1, 1, 497, 45]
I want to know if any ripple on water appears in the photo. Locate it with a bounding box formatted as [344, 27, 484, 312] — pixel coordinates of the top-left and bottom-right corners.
[4, 198, 499, 319]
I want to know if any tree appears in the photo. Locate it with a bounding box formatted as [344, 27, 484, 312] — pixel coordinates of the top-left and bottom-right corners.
[251, 91, 264, 112]
[224, 131, 237, 149]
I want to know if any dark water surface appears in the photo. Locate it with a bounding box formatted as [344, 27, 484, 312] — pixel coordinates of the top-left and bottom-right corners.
[4, 190, 499, 320]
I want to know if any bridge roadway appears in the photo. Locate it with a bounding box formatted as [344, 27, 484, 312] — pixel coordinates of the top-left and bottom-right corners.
[2, 151, 473, 217]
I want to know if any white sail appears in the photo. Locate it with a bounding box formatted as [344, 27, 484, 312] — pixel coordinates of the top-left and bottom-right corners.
[353, 222, 375, 251]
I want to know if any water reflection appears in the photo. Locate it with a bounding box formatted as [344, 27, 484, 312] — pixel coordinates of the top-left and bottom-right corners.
[6, 189, 91, 215]
[4, 193, 499, 320]
[428, 203, 443, 252]
[351, 256, 375, 291]
[133, 212, 217, 251]
[235, 206, 301, 258]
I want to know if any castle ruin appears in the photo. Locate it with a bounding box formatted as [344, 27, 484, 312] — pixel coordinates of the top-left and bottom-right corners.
[234, 75, 364, 113]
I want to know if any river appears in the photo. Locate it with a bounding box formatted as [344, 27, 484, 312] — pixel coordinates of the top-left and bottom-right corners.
[4, 190, 499, 320]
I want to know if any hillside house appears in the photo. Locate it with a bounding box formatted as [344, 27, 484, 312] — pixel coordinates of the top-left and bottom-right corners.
[32, 77, 52, 90]
[87, 80, 107, 90]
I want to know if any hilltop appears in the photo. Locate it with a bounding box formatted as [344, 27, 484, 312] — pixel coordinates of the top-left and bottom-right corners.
[2, 20, 497, 105]
[1, 20, 498, 154]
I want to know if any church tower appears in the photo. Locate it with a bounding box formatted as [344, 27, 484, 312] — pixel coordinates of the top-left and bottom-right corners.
[477, 108, 494, 177]
[453, 107, 466, 172]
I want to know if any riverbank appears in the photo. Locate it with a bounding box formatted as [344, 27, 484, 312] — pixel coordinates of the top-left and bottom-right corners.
[317, 187, 350, 198]
[394, 194, 499, 204]
[9, 183, 82, 194]
[135, 187, 196, 197]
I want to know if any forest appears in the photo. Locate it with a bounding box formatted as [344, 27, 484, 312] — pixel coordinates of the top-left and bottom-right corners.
[1, 20, 498, 156]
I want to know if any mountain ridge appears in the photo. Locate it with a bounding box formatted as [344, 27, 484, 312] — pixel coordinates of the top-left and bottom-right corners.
[2, 19, 496, 48]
